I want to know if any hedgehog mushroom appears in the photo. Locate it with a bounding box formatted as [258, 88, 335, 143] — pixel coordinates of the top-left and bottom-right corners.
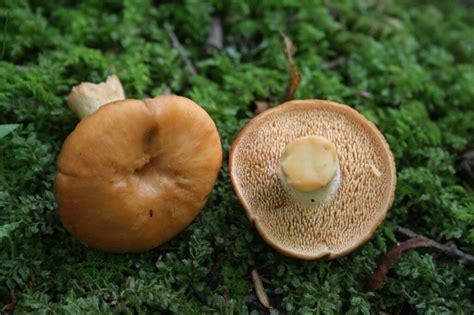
[55, 75, 222, 252]
[229, 99, 396, 259]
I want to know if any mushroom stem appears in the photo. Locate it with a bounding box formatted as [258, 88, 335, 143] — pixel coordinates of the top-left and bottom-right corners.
[67, 75, 125, 119]
[278, 135, 340, 204]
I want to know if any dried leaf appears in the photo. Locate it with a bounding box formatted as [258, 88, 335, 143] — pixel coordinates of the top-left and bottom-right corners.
[281, 31, 302, 101]
[2, 302, 16, 312]
[363, 237, 432, 292]
[251, 269, 271, 309]
[2, 288, 17, 312]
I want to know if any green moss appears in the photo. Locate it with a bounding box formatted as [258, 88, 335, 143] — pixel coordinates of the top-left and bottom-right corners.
[1, 0, 473, 313]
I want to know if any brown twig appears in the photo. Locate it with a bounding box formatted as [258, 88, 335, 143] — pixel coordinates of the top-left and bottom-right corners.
[206, 17, 223, 52]
[394, 225, 474, 266]
[363, 237, 433, 292]
[280, 31, 302, 101]
[165, 24, 197, 77]
[364, 226, 474, 292]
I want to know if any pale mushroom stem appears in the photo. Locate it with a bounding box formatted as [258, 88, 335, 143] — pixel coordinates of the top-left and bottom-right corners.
[67, 75, 125, 119]
[278, 135, 340, 204]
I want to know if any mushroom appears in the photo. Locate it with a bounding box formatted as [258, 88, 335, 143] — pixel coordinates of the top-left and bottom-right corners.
[229, 99, 396, 259]
[55, 75, 222, 252]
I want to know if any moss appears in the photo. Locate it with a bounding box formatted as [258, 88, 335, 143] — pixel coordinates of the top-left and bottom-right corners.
[0, 0, 473, 313]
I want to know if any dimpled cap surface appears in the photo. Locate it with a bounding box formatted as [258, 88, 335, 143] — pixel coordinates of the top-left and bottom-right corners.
[55, 95, 222, 252]
[229, 100, 396, 259]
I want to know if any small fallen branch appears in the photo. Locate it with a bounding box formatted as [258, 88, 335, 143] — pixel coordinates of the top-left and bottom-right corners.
[394, 225, 474, 266]
[280, 31, 302, 101]
[364, 225, 474, 292]
[251, 269, 271, 309]
[165, 24, 197, 77]
[363, 237, 432, 292]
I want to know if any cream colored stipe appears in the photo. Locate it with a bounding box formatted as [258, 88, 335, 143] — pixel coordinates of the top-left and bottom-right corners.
[280, 135, 338, 192]
[67, 75, 125, 119]
[278, 135, 340, 205]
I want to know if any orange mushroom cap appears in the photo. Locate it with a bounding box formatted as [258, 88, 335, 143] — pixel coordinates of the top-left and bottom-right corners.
[56, 95, 222, 252]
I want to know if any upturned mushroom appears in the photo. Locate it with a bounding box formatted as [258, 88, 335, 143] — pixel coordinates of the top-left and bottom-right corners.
[229, 99, 396, 259]
[55, 75, 222, 252]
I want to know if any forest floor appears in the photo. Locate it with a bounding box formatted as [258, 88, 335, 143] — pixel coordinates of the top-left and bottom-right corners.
[1, 0, 473, 314]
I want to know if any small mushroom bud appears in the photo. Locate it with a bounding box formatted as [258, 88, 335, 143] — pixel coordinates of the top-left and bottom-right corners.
[278, 135, 340, 204]
[67, 75, 125, 119]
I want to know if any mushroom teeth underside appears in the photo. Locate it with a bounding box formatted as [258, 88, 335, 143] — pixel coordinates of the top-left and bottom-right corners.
[229, 99, 396, 259]
[251, 214, 384, 260]
[55, 95, 223, 253]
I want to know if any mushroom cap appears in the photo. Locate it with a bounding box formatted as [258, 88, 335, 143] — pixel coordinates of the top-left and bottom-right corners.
[55, 95, 222, 252]
[229, 99, 396, 259]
